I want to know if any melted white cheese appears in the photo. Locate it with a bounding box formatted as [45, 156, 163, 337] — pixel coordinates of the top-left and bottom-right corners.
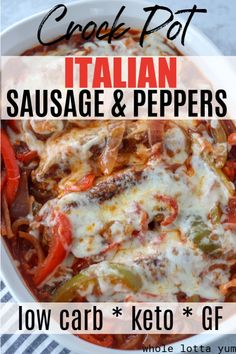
[38, 139, 235, 300]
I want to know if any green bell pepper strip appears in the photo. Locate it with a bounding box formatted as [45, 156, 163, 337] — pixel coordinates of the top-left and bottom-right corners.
[189, 216, 221, 255]
[109, 263, 143, 292]
[52, 263, 143, 302]
[52, 272, 95, 302]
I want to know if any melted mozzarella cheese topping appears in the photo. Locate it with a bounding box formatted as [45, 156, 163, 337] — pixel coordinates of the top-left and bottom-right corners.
[111, 232, 230, 300]
[38, 137, 235, 301]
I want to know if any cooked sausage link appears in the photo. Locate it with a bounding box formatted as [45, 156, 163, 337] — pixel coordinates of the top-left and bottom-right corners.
[88, 169, 144, 203]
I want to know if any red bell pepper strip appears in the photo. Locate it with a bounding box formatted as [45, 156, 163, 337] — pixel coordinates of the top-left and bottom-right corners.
[228, 133, 236, 145]
[7, 120, 20, 134]
[64, 174, 95, 193]
[1, 129, 20, 206]
[223, 161, 236, 181]
[155, 194, 178, 226]
[16, 150, 38, 165]
[1, 172, 7, 194]
[34, 212, 72, 286]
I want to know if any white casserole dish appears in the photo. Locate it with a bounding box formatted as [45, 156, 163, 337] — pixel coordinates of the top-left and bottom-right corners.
[0, 0, 234, 353]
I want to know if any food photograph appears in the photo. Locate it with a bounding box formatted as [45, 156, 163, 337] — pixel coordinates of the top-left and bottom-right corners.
[1, 0, 236, 354]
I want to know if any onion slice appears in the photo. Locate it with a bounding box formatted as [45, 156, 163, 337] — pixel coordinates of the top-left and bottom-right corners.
[10, 172, 30, 220]
[99, 122, 126, 175]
